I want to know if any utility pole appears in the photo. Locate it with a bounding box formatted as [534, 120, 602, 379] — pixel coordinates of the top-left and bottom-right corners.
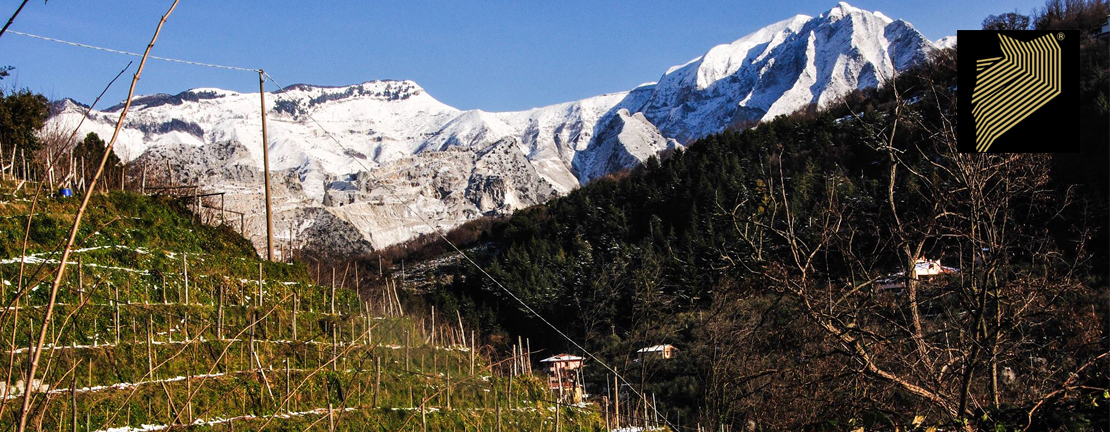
[258, 69, 274, 261]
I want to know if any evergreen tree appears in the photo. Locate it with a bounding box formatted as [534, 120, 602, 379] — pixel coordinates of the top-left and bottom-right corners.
[0, 89, 49, 177]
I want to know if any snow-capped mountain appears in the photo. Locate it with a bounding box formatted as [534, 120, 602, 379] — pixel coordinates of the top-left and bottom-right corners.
[46, 2, 946, 255]
[935, 35, 957, 49]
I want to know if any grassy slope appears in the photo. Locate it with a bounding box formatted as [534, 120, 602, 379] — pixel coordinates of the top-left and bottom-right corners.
[0, 184, 604, 431]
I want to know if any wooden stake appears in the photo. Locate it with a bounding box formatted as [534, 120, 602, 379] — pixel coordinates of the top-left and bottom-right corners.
[146, 314, 154, 381]
[604, 396, 610, 430]
[374, 356, 381, 407]
[258, 70, 274, 261]
[182, 252, 188, 304]
[518, 336, 524, 374]
[113, 284, 120, 344]
[614, 374, 619, 429]
[456, 311, 465, 348]
[292, 289, 298, 341]
[217, 284, 224, 340]
[421, 388, 427, 432]
[70, 365, 76, 432]
[556, 400, 561, 432]
[328, 400, 335, 432]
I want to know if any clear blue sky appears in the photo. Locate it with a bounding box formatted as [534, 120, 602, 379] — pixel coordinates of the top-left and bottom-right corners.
[2, 0, 1043, 112]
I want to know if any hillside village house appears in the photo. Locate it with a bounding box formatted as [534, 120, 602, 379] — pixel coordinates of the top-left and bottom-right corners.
[636, 344, 678, 361]
[540, 354, 585, 403]
[877, 258, 959, 290]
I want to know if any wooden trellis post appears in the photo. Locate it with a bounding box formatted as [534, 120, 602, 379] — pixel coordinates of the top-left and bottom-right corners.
[183, 252, 189, 304]
[258, 69, 274, 261]
[374, 356, 381, 407]
[113, 284, 121, 345]
[147, 314, 154, 381]
[217, 284, 224, 340]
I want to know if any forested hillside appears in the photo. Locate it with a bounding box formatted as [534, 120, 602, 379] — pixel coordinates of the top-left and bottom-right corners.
[397, 39, 1108, 431]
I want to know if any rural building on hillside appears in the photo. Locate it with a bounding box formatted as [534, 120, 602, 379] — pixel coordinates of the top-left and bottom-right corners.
[877, 258, 959, 290]
[540, 354, 585, 403]
[636, 344, 678, 361]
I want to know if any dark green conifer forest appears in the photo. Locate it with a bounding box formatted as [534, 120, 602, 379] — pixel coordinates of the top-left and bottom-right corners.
[388, 15, 1108, 428]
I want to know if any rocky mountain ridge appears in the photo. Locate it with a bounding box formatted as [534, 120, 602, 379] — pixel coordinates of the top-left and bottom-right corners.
[46, 2, 952, 254]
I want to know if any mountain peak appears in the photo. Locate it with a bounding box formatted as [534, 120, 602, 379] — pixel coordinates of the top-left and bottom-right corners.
[825, 1, 862, 17]
[820, 2, 892, 24]
[44, 2, 940, 254]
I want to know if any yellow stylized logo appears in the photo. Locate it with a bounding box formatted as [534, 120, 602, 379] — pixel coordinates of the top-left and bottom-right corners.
[971, 34, 1061, 152]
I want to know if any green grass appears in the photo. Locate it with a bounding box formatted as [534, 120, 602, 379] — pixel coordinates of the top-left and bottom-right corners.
[0, 184, 607, 431]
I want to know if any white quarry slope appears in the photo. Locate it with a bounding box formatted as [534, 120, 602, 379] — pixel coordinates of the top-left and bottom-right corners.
[45, 2, 941, 255]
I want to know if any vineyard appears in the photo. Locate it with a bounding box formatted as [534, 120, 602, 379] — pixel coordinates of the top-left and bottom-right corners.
[0, 182, 606, 431]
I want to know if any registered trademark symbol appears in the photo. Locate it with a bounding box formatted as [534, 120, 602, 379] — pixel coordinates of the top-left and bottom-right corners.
[1056, 32, 1064, 40]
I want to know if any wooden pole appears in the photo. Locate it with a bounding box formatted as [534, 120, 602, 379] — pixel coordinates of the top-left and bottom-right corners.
[217, 284, 224, 340]
[113, 284, 120, 345]
[604, 396, 610, 430]
[653, 393, 659, 428]
[614, 374, 619, 429]
[517, 336, 524, 374]
[555, 399, 561, 432]
[183, 252, 189, 305]
[374, 356, 381, 407]
[70, 366, 77, 432]
[147, 314, 154, 381]
[258, 70, 274, 261]
[420, 389, 427, 432]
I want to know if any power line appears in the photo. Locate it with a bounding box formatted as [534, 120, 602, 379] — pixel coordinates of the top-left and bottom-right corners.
[7, 30, 257, 73]
[262, 72, 693, 432]
[9, 27, 693, 428]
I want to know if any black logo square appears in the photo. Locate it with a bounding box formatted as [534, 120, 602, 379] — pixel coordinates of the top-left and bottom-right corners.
[957, 30, 1079, 153]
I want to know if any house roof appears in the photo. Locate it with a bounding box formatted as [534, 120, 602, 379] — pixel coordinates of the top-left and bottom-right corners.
[914, 259, 959, 276]
[636, 344, 676, 353]
[540, 354, 584, 363]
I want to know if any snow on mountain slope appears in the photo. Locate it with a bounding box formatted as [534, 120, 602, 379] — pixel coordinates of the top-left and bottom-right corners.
[45, 2, 938, 254]
[572, 109, 680, 183]
[625, 2, 938, 143]
[936, 36, 957, 49]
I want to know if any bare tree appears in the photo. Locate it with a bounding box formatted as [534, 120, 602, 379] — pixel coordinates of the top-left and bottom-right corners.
[723, 62, 1104, 430]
